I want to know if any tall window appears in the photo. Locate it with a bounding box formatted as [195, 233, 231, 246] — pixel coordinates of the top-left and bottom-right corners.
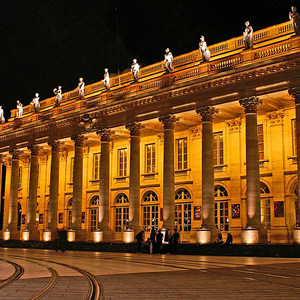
[18, 166, 22, 189]
[292, 119, 297, 156]
[142, 191, 159, 231]
[214, 185, 229, 231]
[67, 198, 73, 230]
[115, 193, 129, 232]
[90, 196, 99, 231]
[176, 138, 188, 170]
[93, 153, 101, 180]
[118, 149, 127, 177]
[213, 132, 223, 165]
[260, 182, 271, 229]
[258, 124, 264, 160]
[145, 144, 156, 173]
[70, 157, 74, 182]
[175, 188, 192, 232]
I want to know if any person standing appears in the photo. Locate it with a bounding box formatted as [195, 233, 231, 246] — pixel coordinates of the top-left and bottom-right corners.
[173, 228, 180, 253]
[135, 230, 144, 253]
[150, 227, 156, 254]
[156, 229, 163, 254]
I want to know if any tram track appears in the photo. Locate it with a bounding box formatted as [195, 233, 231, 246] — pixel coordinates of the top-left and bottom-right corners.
[0, 258, 24, 289]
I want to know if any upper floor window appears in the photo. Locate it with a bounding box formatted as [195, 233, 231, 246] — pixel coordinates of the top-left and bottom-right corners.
[70, 157, 74, 183]
[145, 143, 156, 174]
[176, 138, 188, 170]
[93, 153, 101, 180]
[258, 124, 264, 160]
[18, 166, 22, 189]
[118, 148, 127, 177]
[213, 132, 223, 165]
[292, 119, 297, 156]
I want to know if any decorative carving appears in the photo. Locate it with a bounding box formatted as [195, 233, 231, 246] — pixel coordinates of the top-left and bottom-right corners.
[226, 118, 242, 132]
[199, 36, 210, 62]
[103, 68, 111, 91]
[289, 6, 300, 36]
[9, 149, 21, 160]
[30, 93, 40, 113]
[131, 59, 140, 82]
[76, 77, 85, 99]
[196, 106, 219, 122]
[83, 146, 90, 158]
[59, 150, 68, 161]
[53, 86, 62, 107]
[96, 128, 115, 142]
[190, 126, 202, 139]
[158, 114, 179, 130]
[71, 134, 87, 147]
[125, 122, 145, 136]
[163, 48, 174, 73]
[3, 157, 12, 168]
[48, 140, 63, 152]
[267, 110, 284, 125]
[243, 21, 253, 50]
[22, 156, 31, 168]
[28, 144, 40, 156]
[78, 113, 98, 132]
[239, 96, 262, 114]
[40, 154, 49, 164]
[289, 86, 300, 104]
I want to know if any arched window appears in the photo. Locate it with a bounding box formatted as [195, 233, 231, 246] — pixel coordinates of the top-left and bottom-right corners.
[175, 188, 192, 232]
[214, 185, 229, 231]
[142, 191, 159, 231]
[67, 197, 73, 230]
[115, 193, 129, 232]
[18, 202, 22, 230]
[260, 182, 271, 229]
[90, 195, 99, 232]
[292, 183, 299, 225]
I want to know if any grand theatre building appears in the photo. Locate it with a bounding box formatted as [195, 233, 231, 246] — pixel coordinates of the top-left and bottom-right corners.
[0, 19, 300, 244]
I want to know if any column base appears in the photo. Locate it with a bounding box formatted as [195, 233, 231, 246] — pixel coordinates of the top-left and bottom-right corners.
[3, 229, 11, 240]
[123, 229, 135, 243]
[67, 229, 86, 242]
[92, 230, 104, 243]
[23, 229, 40, 241]
[293, 227, 300, 244]
[241, 227, 259, 244]
[196, 228, 212, 244]
[43, 229, 53, 242]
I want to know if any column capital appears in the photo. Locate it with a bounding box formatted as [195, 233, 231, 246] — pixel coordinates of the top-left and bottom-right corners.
[158, 114, 180, 130]
[239, 96, 262, 114]
[48, 140, 63, 151]
[96, 128, 115, 142]
[28, 144, 41, 156]
[288, 86, 300, 104]
[0, 154, 4, 164]
[9, 149, 21, 160]
[125, 122, 145, 136]
[196, 106, 219, 122]
[71, 134, 87, 147]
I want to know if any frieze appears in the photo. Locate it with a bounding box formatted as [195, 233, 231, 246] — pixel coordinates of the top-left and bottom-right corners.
[226, 118, 242, 132]
[267, 110, 285, 125]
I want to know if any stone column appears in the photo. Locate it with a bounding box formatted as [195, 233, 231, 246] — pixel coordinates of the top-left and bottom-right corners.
[47, 140, 62, 232]
[125, 122, 144, 232]
[7, 149, 21, 239]
[289, 87, 300, 243]
[71, 134, 86, 236]
[26, 145, 40, 239]
[159, 115, 179, 229]
[2, 157, 12, 231]
[97, 128, 114, 241]
[239, 96, 264, 243]
[196, 107, 218, 243]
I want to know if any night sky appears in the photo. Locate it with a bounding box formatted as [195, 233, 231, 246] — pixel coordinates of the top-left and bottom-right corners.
[0, 0, 296, 115]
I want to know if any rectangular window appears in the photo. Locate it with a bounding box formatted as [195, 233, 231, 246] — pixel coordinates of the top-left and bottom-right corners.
[175, 203, 191, 232]
[93, 153, 101, 180]
[18, 166, 22, 189]
[261, 198, 271, 229]
[118, 149, 127, 177]
[90, 208, 98, 231]
[143, 205, 158, 231]
[215, 201, 229, 231]
[176, 138, 188, 170]
[70, 157, 74, 182]
[115, 207, 129, 232]
[258, 124, 264, 160]
[292, 119, 297, 156]
[213, 132, 224, 165]
[145, 143, 156, 173]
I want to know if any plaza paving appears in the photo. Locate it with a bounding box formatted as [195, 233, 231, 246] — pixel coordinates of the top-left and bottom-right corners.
[0, 248, 300, 299]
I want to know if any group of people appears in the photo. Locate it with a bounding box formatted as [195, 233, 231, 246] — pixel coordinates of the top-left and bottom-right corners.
[136, 227, 180, 254]
[214, 232, 233, 247]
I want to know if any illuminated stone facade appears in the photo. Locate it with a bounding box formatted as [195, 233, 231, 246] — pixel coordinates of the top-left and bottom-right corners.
[0, 20, 300, 243]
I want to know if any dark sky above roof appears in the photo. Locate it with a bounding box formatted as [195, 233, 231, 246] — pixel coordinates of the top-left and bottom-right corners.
[0, 0, 296, 114]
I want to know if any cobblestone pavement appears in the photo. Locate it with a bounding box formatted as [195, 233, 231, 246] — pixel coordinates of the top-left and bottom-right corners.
[0, 248, 300, 299]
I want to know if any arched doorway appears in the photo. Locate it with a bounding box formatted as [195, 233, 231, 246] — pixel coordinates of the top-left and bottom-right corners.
[66, 198, 73, 230]
[115, 193, 129, 234]
[214, 185, 230, 232]
[260, 182, 271, 229]
[142, 191, 159, 231]
[175, 188, 192, 232]
[89, 195, 99, 232]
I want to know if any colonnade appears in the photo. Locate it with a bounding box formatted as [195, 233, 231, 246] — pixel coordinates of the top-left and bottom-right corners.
[2, 93, 300, 243]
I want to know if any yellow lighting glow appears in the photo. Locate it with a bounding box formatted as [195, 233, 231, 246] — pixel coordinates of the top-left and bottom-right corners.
[123, 229, 134, 243]
[93, 230, 103, 243]
[196, 228, 211, 244]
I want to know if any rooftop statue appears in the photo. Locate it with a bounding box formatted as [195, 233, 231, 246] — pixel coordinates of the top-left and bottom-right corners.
[290, 6, 300, 35]
[53, 86, 62, 107]
[131, 59, 140, 82]
[0, 106, 5, 124]
[103, 68, 111, 91]
[243, 21, 253, 50]
[199, 36, 211, 62]
[16, 100, 23, 118]
[76, 77, 85, 99]
[163, 48, 174, 73]
[31, 93, 40, 113]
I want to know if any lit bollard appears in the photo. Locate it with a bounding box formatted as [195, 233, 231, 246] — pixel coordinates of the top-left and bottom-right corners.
[67, 229, 76, 242]
[3, 229, 10, 241]
[22, 229, 30, 241]
[241, 227, 259, 244]
[293, 227, 300, 244]
[43, 229, 52, 242]
[196, 228, 211, 244]
[123, 229, 135, 243]
[92, 230, 103, 243]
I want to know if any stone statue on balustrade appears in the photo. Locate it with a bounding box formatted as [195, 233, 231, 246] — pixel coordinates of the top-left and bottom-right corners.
[243, 21, 253, 50]
[30, 93, 40, 113]
[76, 77, 85, 99]
[199, 36, 211, 62]
[53, 86, 62, 107]
[290, 6, 300, 35]
[163, 48, 174, 73]
[131, 59, 140, 82]
[16, 100, 23, 118]
[0, 106, 5, 124]
[103, 68, 111, 91]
